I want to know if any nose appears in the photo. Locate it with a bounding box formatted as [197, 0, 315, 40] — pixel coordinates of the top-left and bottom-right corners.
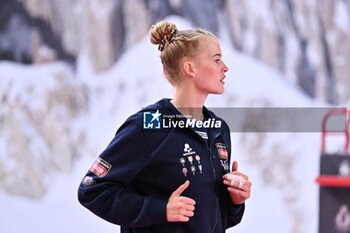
[222, 61, 229, 73]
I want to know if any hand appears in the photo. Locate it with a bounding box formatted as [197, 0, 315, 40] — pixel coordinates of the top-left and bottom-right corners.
[166, 180, 196, 222]
[222, 161, 252, 205]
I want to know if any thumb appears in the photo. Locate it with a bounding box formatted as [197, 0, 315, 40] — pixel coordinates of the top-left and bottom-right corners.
[171, 180, 190, 197]
[232, 161, 238, 172]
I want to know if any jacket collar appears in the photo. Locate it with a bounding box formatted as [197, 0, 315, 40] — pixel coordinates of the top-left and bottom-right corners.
[161, 98, 223, 137]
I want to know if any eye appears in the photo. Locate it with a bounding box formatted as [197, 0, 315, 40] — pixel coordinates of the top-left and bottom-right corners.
[215, 59, 221, 64]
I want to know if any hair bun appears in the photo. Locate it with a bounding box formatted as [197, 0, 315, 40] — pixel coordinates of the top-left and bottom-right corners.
[150, 21, 178, 51]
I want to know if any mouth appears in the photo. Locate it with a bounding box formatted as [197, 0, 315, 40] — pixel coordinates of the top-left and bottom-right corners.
[220, 76, 226, 84]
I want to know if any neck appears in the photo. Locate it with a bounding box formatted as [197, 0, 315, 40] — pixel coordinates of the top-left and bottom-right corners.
[171, 85, 208, 121]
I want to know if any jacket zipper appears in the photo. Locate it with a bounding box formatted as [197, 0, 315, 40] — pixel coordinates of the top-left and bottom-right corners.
[209, 132, 221, 233]
[186, 125, 222, 233]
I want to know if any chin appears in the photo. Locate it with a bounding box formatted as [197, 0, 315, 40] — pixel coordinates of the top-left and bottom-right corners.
[211, 88, 225, 95]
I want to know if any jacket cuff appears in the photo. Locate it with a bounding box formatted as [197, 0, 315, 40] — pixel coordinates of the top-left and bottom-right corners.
[227, 202, 245, 228]
[148, 198, 168, 225]
[232, 202, 245, 212]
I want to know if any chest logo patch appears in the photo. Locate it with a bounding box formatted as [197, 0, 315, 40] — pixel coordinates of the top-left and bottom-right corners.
[90, 157, 112, 177]
[179, 143, 202, 176]
[183, 143, 196, 156]
[215, 143, 229, 160]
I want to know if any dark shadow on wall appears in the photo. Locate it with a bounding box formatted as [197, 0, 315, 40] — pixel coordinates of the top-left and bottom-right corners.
[0, 0, 75, 65]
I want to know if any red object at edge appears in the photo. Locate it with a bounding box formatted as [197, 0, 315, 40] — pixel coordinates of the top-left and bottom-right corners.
[315, 175, 350, 187]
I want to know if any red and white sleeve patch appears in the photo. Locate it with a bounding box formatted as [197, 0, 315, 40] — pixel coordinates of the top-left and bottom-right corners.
[90, 157, 112, 177]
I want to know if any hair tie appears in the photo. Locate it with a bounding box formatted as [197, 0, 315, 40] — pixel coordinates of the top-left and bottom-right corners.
[158, 29, 177, 51]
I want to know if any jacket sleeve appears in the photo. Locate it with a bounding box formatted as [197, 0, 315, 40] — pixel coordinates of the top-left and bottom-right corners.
[77, 120, 168, 227]
[227, 202, 245, 228]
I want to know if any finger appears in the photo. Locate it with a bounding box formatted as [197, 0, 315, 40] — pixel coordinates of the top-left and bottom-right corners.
[231, 171, 248, 180]
[180, 196, 196, 205]
[228, 187, 250, 199]
[184, 204, 195, 211]
[223, 180, 231, 186]
[239, 182, 251, 192]
[182, 210, 194, 217]
[172, 180, 190, 197]
[223, 173, 245, 181]
[223, 173, 247, 187]
[237, 179, 252, 191]
[178, 216, 190, 222]
[232, 161, 238, 172]
[224, 180, 245, 190]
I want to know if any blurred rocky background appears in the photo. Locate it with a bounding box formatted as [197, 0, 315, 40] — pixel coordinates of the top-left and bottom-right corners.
[2, 0, 349, 103]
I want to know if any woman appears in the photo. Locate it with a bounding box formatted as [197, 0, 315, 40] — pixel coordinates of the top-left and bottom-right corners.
[78, 20, 251, 233]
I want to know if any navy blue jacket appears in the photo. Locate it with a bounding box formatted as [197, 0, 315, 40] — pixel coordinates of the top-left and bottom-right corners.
[78, 98, 244, 233]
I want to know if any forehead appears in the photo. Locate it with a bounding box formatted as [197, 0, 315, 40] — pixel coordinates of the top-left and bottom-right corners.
[199, 37, 221, 57]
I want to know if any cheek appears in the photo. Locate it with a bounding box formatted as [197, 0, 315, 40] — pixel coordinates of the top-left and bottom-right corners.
[203, 64, 217, 75]
[200, 64, 217, 78]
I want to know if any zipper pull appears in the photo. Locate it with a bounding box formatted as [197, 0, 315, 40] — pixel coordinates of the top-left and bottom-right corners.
[209, 148, 215, 158]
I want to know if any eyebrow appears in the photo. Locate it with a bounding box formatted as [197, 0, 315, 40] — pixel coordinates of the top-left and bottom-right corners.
[212, 53, 222, 58]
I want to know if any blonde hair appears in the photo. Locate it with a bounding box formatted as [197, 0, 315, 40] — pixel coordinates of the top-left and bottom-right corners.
[150, 20, 216, 85]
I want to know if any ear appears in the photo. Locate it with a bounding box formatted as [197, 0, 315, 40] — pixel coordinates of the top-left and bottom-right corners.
[182, 61, 196, 78]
